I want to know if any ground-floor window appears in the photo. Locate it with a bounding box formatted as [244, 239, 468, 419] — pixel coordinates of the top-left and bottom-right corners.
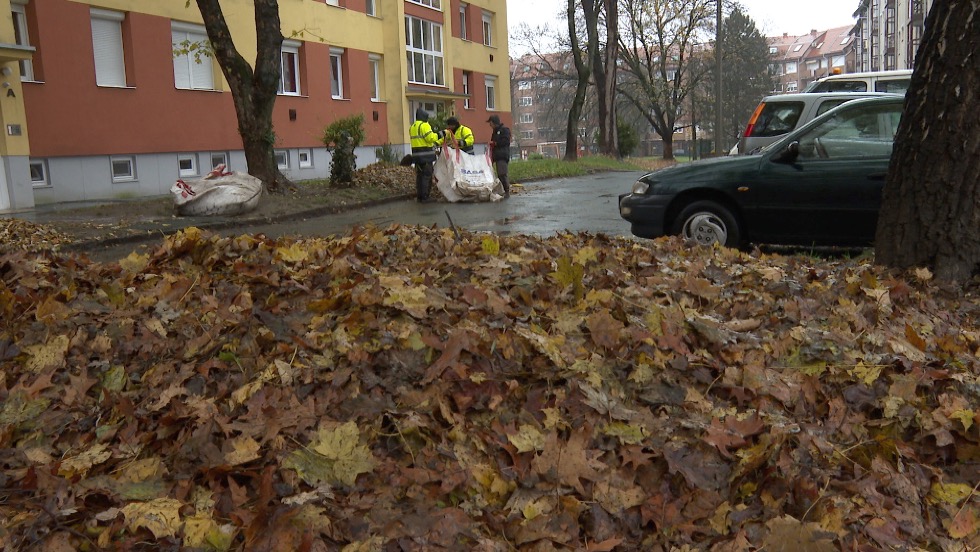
[275, 150, 289, 170]
[111, 155, 136, 182]
[178, 153, 198, 177]
[29, 159, 48, 187]
[298, 149, 313, 168]
[210, 152, 228, 170]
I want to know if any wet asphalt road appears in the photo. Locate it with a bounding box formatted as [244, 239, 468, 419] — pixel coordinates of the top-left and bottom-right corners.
[87, 171, 646, 262]
[237, 170, 643, 240]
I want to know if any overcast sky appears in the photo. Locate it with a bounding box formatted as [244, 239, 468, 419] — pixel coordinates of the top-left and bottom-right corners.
[506, 0, 860, 55]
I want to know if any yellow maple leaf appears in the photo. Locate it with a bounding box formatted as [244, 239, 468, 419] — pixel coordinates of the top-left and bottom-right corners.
[573, 246, 599, 266]
[276, 242, 310, 263]
[119, 251, 150, 273]
[481, 235, 500, 255]
[949, 409, 975, 431]
[851, 361, 883, 385]
[284, 421, 376, 487]
[508, 424, 545, 453]
[550, 256, 584, 300]
[121, 498, 182, 539]
[929, 481, 975, 505]
[25, 335, 69, 373]
[224, 436, 261, 466]
[59, 443, 112, 478]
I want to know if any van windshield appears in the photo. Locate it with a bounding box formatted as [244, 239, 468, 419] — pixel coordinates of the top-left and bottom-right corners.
[746, 102, 804, 137]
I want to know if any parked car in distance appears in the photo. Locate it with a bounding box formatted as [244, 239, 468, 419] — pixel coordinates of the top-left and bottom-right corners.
[737, 92, 899, 155]
[619, 96, 905, 248]
[803, 69, 913, 94]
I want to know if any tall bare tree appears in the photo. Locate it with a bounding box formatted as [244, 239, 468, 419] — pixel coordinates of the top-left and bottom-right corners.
[194, 0, 287, 191]
[618, 0, 714, 160]
[564, 0, 592, 160]
[875, 2, 980, 283]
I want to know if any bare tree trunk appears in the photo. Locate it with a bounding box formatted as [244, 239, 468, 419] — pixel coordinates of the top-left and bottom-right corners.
[196, 0, 288, 192]
[565, 0, 589, 161]
[600, 0, 619, 157]
[875, 2, 980, 283]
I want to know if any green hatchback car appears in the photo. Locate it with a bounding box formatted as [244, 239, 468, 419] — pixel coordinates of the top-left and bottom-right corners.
[619, 96, 905, 248]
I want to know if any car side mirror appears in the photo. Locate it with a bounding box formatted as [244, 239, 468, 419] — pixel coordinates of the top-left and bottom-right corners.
[772, 141, 800, 163]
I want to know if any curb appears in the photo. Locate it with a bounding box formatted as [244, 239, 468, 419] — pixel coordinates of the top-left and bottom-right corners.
[63, 194, 415, 254]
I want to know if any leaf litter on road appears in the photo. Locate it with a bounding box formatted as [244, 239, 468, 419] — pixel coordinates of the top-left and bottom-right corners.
[0, 224, 978, 550]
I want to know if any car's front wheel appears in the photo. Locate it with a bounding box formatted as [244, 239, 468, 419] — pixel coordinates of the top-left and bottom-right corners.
[671, 200, 741, 247]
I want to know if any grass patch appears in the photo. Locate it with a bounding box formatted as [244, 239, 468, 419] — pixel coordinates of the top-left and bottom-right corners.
[510, 155, 674, 182]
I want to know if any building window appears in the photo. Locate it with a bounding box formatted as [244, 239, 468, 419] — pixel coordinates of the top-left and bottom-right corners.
[275, 150, 289, 169]
[518, 80, 530, 90]
[407, 0, 441, 9]
[459, 4, 468, 40]
[462, 71, 471, 108]
[330, 48, 345, 98]
[785, 62, 797, 73]
[768, 46, 777, 54]
[177, 153, 198, 177]
[405, 16, 445, 86]
[519, 96, 532, 106]
[29, 159, 47, 187]
[366, 0, 376, 16]
[298, 149, 313, 168]
[111, 156, 136, 182]
[482, 12, 492, 46]
[521, 130, 533, 140]
[91, 9, 127, 88]
[279, 40, 301, 95]
[787, 81, 798, 92]
[11, 3, 33, 81]
[369, 55, 382, 101]
[519, 113, 533, 123]
[485, 76, 496, 110]
[210, 152, 228, 169]
[793, 44, 803, 52]
[172, 23, 214, 90]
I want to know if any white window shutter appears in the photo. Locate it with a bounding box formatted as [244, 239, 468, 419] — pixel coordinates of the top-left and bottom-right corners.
[172, 30, 191, 89]
[91, 13, 126, 87]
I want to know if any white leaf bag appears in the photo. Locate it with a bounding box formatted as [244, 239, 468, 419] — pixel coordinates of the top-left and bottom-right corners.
[434, 141, 504, 203]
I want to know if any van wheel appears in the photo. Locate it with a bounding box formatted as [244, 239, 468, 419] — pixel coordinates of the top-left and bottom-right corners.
[671, 200, 741, 247]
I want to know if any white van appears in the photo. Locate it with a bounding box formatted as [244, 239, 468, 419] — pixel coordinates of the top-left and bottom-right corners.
[803, 69, 913, 95]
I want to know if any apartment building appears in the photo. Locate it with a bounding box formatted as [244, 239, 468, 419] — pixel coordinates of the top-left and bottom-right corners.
[770, 26, 856, 94]
[852, 0, 933, 72]
[0, 0, 510, 211]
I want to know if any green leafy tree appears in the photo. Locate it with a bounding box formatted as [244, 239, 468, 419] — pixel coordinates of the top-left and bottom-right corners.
[617, 117, 639, 157]
[701, 6, 775, 148]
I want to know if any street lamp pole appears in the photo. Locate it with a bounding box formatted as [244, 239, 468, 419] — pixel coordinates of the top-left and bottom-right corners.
[715, 0, 723, 155]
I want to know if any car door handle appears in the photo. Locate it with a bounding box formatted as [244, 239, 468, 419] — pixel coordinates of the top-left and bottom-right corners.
[867, 172, 887, 180]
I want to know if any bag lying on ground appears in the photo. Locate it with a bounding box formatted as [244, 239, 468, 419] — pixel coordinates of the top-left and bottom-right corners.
[434, 137, 504, 203]
[171, 164, 264, 217]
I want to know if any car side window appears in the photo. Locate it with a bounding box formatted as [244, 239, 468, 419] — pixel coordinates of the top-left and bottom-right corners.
[875, 79, 910, 94]
[823, 81, 869, 92]
[815, 99, 849, 116]
[796, 104, 902, 160]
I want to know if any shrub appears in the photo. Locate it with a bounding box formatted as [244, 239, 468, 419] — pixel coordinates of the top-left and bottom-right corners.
[375, 143, 400, 165]
[322, 115, 366, 188]
[617, 118, 639, 157]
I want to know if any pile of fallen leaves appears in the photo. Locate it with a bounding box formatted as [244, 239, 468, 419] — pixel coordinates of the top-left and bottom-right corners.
[350, 163, 415, 191]
[1, 226, 978, 550]
[0, 218, 72, 254]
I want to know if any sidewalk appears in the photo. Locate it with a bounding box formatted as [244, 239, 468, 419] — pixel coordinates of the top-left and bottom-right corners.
[11, 190, 413, 255]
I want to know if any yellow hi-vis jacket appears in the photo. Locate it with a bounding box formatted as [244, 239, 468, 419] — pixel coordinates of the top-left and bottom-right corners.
[452, 125, 475, 152]
[410, 120, 442, 160]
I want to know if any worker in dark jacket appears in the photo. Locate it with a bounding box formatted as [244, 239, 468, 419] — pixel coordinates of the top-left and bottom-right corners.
[444, 117, 475, 153]
[410, 108, 443, 202]
[487, 115, 512, 197]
